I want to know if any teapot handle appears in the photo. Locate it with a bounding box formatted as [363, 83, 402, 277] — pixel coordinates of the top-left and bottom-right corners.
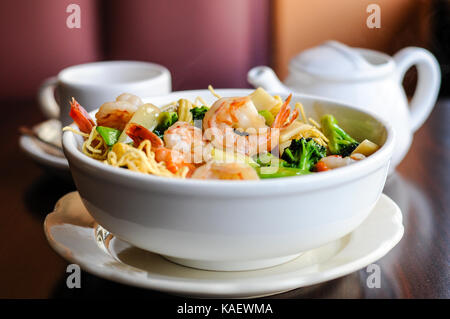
[393, 47, 441, 132]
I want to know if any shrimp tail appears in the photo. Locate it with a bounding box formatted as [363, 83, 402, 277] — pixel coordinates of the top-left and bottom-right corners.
[265, 94, 298, 152]
[271, 94, 292, 129]
[126, 123, 164, 148]
[69, 98, 95, 134]
[283, 108, 299, 128]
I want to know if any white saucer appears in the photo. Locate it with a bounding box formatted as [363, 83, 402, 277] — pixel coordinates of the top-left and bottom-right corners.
[19, 134, 68, 170]
[19, 119, 70, 179]
[44, 192, 403, 298]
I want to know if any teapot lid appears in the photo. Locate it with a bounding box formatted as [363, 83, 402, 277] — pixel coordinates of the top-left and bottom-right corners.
[289, 41, 394, 80]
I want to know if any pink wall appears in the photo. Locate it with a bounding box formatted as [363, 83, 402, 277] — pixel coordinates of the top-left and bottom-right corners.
[103, 0, 270, 90]
[0, 0, 270, 99]
[0, 0, 101, 99]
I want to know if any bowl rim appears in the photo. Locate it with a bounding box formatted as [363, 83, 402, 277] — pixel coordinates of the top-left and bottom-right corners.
[62, 89, 395, 193]
[58, 60, 171, 88]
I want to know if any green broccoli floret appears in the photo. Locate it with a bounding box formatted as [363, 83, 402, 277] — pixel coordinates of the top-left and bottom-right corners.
[281, 138, 326, 172]
[320, 114, 359, 157]
[153, 111, 178, 138]
[190, 106, 209, 121]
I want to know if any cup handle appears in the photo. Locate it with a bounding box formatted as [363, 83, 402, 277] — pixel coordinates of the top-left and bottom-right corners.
[393, 47, 441, 132]
[38, 77, 60, 119]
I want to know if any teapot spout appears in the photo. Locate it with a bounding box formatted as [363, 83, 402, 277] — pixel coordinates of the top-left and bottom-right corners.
[247, 66, 290, 94]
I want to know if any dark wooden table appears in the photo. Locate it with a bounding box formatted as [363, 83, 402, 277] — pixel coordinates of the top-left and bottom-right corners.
[0, 98, 448, 299]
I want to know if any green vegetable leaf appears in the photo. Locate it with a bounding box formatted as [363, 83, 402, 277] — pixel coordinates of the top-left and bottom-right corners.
[255, 166, 311, 179]
[96, 126, 122, 146]
[153, 112, 178, 138]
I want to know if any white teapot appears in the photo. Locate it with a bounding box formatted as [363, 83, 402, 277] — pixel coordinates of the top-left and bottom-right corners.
[247, 41, 441, 170]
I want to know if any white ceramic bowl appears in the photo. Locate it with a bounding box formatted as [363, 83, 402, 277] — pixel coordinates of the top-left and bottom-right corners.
[62, 89, 395, 271]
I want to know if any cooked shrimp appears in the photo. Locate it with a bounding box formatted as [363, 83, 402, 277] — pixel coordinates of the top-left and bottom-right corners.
[69, 98, 95, 134]
[95, 100, 138, 131]
[203, 94, 298, 156]
[350, 153, 366, 161]
[164, 122, 206, 164]
[115, 93, 143, 107]
[191, 161, 259, 180]
[316, 155, 356, 171]
[126, 123, 195, 174]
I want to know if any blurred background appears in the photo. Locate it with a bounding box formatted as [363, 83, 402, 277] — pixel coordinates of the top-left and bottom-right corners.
[0, 0, 448, 99]
[0, 0, 448, 298]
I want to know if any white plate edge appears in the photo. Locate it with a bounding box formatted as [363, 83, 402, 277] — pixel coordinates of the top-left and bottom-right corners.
[44, 193, 404, 298]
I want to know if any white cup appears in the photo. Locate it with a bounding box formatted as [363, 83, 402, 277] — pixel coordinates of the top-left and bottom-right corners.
[38, 61, 172, 125]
